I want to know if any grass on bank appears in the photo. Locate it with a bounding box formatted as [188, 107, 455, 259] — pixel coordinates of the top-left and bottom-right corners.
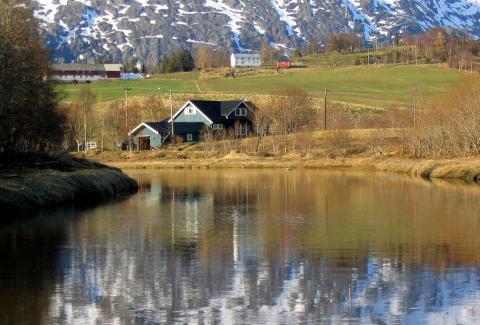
[57, 64, 474, 108]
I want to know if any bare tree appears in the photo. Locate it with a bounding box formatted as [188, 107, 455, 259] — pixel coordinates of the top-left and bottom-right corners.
[104, 100, 123, 150]
[196, 45, 213, 70]
[272, 87, 316, 152]
[79, 86, 97, 151]
[252, 107, 272, 152]
[65, 103, 84, 152]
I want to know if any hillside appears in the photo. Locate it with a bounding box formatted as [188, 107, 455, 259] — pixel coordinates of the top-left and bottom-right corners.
[57, 64, 474, 108]
[33, 0, 480, 65]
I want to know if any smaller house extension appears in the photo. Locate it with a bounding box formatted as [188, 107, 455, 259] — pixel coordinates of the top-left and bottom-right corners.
[129, 119, 170, 150]
[171, 100, 255, 142]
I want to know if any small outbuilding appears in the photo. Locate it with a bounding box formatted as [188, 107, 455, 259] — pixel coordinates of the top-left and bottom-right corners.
[129, 120, 170, 150]
[277, 55, 291, 69]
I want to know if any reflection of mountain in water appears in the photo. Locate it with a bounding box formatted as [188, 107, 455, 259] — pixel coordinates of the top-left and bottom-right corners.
[2, 170, 480, 323]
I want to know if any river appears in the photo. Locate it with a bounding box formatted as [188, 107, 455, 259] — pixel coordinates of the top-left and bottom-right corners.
[1, 169, 480, 324]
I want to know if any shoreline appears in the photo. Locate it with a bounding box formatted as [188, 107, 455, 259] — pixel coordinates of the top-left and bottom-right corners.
[100, 156, 480, 183]
[0, 167, 139, 221]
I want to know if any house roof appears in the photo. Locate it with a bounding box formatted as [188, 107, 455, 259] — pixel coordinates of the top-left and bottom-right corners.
[52, 64, 106, 71]
[129, 119, 169, 136]
[52, 63, 123, 72]
[145, 120, 169, 132]
[189, 100, 225, 123]
[278, 55, 291, 62]
[231, 53, 261, 59]
[189, 100, 245, 120]
[170, 100, 254, 123]
[103, 64, 123, 72]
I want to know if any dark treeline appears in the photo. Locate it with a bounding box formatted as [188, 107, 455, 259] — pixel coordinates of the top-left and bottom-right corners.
[161, 49, 195, 73]
[0, 1, 66, 165]
[325, 33, 365, 53]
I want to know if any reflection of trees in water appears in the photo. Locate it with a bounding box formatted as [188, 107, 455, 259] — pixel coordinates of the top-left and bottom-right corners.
[0, 211, 71, 324]
[4, 169, 480, 323]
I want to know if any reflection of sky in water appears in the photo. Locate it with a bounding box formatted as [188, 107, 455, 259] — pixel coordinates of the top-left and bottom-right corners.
[1, 169, 480, 324]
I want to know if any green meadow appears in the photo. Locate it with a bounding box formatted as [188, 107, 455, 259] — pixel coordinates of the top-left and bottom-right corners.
[56, 72, 199, 102]
[202, 65, 471, 107]
[57, 64, 473, 108]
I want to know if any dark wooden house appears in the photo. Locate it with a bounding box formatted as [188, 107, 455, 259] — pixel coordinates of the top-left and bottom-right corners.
[170, 100, 255, 142]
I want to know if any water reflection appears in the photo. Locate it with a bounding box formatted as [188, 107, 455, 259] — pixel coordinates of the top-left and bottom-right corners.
[1, 169, 480, 324]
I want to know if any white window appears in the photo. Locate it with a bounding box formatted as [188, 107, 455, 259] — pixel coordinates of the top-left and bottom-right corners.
[235, 108, 247, 116]
[212, 124, 224, 130]
[185, 106, 196, 115]
[187, 134, 193, 141]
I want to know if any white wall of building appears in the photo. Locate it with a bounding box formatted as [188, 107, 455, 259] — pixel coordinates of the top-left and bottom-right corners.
[231, 54, 262, 67]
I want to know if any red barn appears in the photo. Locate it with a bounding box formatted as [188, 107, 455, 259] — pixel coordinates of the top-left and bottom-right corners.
[277, 55, 291, 69]
[51, 63, 123, 83]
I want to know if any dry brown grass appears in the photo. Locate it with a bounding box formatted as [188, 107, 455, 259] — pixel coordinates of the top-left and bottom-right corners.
[84, 148, 480, 183]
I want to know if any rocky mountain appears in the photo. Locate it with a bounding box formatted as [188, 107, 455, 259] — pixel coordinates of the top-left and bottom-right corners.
[32, 0, 480, 66]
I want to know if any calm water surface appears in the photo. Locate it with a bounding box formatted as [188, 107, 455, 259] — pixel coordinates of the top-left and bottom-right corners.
[2, 169, 480, 324]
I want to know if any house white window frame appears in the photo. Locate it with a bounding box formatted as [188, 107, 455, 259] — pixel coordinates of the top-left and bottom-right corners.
[235, 108, 247, 116]
[185, 106, 196, 115]
[187, 133, 193, 141]
[212, 123, 224, 130]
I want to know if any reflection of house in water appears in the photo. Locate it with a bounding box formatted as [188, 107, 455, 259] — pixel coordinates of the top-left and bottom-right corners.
[160, 185, 214, 245]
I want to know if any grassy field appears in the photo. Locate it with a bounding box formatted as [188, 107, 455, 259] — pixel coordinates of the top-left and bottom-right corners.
[56, 72, 199, 102]
[57, 63, 475, 108]
[202, 65, 472, 107]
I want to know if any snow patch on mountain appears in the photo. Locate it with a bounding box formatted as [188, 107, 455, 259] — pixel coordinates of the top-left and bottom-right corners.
[270, 0, 301, 37]
[204, 0, 247, 51]
[31, 0, 480, 64]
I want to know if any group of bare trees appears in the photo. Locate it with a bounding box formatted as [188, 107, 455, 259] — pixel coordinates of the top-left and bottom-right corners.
[0, 1, 66, 164]
[195, 46, 230, 70]
[402, 27, 479, 69]
[63, 89, 169, 152]
[409, 83, 480, 158]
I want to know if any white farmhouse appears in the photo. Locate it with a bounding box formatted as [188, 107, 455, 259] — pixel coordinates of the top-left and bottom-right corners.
[230, 53, 262, 68]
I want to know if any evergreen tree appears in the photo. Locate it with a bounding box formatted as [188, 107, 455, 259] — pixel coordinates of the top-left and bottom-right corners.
[432, 31, 448, 62]
[393, 32, 400, 47]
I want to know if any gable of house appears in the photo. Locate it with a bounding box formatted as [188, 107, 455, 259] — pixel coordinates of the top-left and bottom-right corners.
[173, 102, 214, 125]
[129, 124, 164, 149]
[224, 101, 252, 120]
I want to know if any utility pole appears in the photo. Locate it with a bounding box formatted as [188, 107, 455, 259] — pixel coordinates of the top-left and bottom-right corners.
[414, 43, 418, 65]
[170, 90, 175, 144]
[324, 88, 328, 131]
[124, 87, 132, 152]
[124, 87, 131, 128]
[413, 96, 416, 129]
